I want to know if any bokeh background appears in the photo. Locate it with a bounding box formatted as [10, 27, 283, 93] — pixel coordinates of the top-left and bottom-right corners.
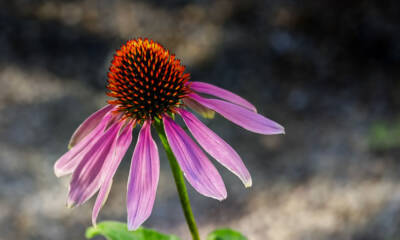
[1, 0, 400, 239]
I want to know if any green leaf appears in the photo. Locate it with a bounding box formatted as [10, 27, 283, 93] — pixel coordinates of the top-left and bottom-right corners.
[207, 229, 248, 240]
[86, 221, 180, 240]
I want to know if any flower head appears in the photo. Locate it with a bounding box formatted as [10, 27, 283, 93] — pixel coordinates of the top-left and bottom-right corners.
[55, 38, 284, 230]
[106, 39, 191, 121]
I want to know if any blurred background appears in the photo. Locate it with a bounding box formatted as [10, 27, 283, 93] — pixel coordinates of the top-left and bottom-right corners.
[0, 0, 399, 239]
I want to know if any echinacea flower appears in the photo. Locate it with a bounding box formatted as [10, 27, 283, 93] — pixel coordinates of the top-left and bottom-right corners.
[55, 38, 284, 230]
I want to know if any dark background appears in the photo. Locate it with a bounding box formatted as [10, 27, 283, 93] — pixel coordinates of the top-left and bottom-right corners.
[0, 0, 399, 239]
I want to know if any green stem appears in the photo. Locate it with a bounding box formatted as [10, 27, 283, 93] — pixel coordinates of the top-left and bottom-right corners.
[154, 120, 201, 240]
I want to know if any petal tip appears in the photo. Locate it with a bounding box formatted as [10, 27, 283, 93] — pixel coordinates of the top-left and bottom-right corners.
[268, 124, 285, 135]
[127, 221, 141, 231]
[91, 218, 98, 229]
[218, 194, 227, 201]
[54, 165, 66, 178]
[66, 200, 76, 209]
[67, 194, 80, 208]
[244, 179, 253, 188]
[199, 188, 227, 201]
[215, 190, 227, 201]
[67, 143, 73, 150]
[54, 170, 62, 178]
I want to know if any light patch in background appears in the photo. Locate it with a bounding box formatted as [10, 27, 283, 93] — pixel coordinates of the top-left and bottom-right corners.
[199, 179, 400, 240]
[32, 0, 228, 66]
[0, 66, 88, 109]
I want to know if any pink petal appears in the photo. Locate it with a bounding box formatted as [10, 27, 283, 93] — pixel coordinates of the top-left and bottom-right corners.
[183, 98, 215, 119]
[67, 121, 123, 207]
[92, 122, 134, 227]
[189, 81, 257, 112]
[189, 93, 285, 135]
[178, 109, 252, 187]
[68, 104, 115, 149]
[54, 113, 114, 177]
[127, 121, 159, 230]
[163, 116, 227, 200]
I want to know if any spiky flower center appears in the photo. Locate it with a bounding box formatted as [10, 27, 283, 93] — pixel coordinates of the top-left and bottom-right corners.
[107, 38, 191, 121]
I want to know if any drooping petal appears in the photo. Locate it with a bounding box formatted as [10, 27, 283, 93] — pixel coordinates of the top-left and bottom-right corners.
[68, 104, 115, 149]
[67, 121, 123, 207]
[189, 93, 285, 135]
[127, 121, 159, 230]
[54, 113, 114, 177]
[183, 98, 215, 119]
[92, 122, 134, 227]
[189, 81, 257, 112]
[178, 109, 252, 187]
[163, 115, 227, 200]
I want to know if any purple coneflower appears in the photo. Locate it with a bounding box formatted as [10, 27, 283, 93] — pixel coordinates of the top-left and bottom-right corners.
[55, 38, 284, 230]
